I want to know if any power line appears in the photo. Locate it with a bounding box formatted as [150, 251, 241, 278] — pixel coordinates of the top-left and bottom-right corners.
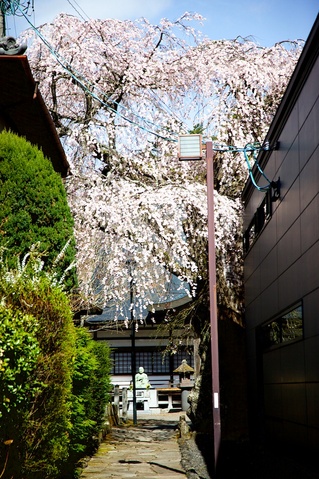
[11, 0, 276, 190]
[12, 0, 179, 142]
[67, 0, 88, 23]
[0, 0, 33, 16]
[148, 88, 189, 133]
[212, 141, 275, 191]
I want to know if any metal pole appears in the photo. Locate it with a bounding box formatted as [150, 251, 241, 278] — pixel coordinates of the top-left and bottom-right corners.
[206, 140, 221, 471]
[130, 273, 137, 425]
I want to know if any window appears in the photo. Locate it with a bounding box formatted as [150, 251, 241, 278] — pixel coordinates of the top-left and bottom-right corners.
[136, 351, 169, 373]
[259, 303, 303, 350]
[111, 348, 193, 375]
[244, 190, 272, 253]
[112, 351, 131, 374]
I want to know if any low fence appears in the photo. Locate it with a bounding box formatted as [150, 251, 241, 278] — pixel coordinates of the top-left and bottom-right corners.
[112, 385, 183, 415]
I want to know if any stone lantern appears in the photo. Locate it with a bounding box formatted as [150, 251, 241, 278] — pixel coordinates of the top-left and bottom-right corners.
[173, 359, 194, 411]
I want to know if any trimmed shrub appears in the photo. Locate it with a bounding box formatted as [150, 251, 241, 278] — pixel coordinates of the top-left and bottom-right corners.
[0, 307, 42, 479]
[0, 254, 112, 479]
[0, 130, 77, 290]
[0, 307, 41, 417]
[0, 257, 76, 479]
[65, 327, 112, 478]
[21, 278, 76, 479]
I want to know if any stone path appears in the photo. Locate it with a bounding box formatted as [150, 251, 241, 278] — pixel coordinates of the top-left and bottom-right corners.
[79, 410, 319, 479]
[80, 412, 188, 479]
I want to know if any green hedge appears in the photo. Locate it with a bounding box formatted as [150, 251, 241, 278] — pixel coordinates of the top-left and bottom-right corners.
[66, 328, 112, 478]
[0, 271, 76, 478]
[0, 257, 112, 479]
[0, 307, 42, 478]
[0, 131, 111, 478]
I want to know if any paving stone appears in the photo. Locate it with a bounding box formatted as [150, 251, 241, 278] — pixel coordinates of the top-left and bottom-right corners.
[80, 412, 187, 478]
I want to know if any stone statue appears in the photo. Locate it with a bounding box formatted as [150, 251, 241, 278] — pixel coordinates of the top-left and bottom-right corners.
[135, 367, 150, 389]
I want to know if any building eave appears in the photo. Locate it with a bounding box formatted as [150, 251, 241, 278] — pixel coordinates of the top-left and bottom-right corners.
[0, 55, 69, 177]
[242, 14, 319, 204]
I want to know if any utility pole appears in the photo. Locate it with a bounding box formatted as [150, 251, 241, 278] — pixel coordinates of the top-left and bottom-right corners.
[206, 140, 221, 471]
[0, 7, 6, 37]
[178, 135, 221, 473]
[129, 265, 137, 425]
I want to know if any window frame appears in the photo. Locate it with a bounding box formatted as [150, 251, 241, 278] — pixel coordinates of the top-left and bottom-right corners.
[110, 347, 194, 375]
[258, 302, 303, 351]
[244, 189, 272, 254]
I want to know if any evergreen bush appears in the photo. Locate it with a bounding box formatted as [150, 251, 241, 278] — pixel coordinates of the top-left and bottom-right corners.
[0, 307, 42, 478]
[0, 253, 112, 479]
[65, 327, 112, 478]
[0, 254, 76, 478]
[0, 130, 77, 290]
[0, 129, 112, 477]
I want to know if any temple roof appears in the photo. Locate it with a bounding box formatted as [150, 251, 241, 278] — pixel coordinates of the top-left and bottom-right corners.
[85, 273, 192, 325]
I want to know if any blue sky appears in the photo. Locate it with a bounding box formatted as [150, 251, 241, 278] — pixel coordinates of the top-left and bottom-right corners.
[6, 0, 319, 46]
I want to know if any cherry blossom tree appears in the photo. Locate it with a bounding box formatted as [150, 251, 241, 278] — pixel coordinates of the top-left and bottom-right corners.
[22, 13, 302, 330]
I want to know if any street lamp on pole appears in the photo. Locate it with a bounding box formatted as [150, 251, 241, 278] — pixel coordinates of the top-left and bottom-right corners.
[128, 262, 137, 425]
[178, 135, 221, 471]
[205, 140, 221, 468]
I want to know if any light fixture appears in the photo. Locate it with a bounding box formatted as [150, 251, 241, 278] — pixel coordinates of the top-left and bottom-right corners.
[178, 134, 203, 160]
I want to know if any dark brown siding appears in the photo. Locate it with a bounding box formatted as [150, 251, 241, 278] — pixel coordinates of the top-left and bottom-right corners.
[243, 16, 319, 451]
